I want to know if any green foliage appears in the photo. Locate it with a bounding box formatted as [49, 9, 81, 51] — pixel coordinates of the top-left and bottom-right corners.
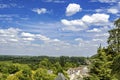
[33, 68, 56, 80]
[0, 62, 20, 74]
[0, 55, 87, 80]
[111, 54, 120, 79]
[88, 47, 113, 80]
[0, 73, 8, 80]
[86, 18, 120, 80]
[83, 74, 100, 80]
[107, 18, 120, 54]
[6, 74, 19, 80]
[15, 68, 32, 80]
[39, 58, 52, 69]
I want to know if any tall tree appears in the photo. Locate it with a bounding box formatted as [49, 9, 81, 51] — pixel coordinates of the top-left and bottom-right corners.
[111, 54, 120, 79]
[107, 18, 120, 54]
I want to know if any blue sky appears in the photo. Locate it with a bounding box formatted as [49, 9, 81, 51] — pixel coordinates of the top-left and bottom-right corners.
[0, 0, 119, 56]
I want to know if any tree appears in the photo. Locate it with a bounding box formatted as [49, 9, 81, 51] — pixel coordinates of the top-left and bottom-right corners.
[88, 47, 112, 80]
[107, 18, 120, 54]
[111, 54, 120, 79]
[39, 58, 52, 69]
[6, 75, 19, 80]
[33, 68, 56, 80]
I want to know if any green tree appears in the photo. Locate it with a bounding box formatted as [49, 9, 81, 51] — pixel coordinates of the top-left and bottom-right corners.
[39, 58, 52, 69]
[111, 54, 120, 79]
[89, 48, 112, 80]
[107, 18, 120, 54]
[13, 65, 32, 80]
[33, 68, 56, 80]
[6, 75, 19, 80]
[0, 72, 8, 80]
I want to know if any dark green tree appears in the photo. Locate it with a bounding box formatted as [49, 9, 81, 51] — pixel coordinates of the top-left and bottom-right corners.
[111, 54, 120, 79]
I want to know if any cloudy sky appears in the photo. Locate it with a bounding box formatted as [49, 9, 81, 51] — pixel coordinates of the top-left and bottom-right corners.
[0, 0, 119, 56]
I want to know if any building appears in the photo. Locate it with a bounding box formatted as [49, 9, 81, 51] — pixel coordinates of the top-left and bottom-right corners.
[67, 66, 89, 80]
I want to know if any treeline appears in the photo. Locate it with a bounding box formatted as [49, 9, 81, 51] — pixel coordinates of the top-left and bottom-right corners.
[0, 55, 87, 67]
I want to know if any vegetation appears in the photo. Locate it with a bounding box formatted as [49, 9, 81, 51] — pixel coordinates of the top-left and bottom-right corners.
[84, 18, 120, 80]
[0, 56, 87, 80]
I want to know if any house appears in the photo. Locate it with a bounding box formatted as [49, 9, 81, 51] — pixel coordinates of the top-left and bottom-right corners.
[67, 66, 89, 80]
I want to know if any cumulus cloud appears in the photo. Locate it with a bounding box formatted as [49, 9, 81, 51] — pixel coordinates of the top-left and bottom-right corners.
[0, 28, 20, 43]
[61, 13, 110, 31]
[66, 3, 82, 16]
[32, 8, 47, 14]
[82, 13, 110, 24]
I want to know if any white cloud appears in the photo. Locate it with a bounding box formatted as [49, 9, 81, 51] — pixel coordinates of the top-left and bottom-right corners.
[87, 28, 101, 32]
[0, 39, 7, 43]
[66, 3, 82, 16]
[99, 0, 117, 3]
[82, 13, 110, 24]
[95, 9, 104, 13]
[53, 39, 60, 42]
[0, 14, 22, 22]
[75, 38, 83, 41]
[36, 34, 50, 41]
[0, 28, 20, 43]
[22, 38, 35, 41]
[61, 19, 87, 31]
[95, 1, 120, 15]
[8, 38, 18, 42]
[92, 39, 103, 42]
[61, 13, 110, 31]
[95, 33, 109, 37]
[61, 19, 85, 26]
[21, 32, 35, 37]
[32, 8, 47, 14]
[107, 8, 119, 14]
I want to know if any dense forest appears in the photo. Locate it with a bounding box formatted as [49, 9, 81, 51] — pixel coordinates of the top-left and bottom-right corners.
[0, 18, 120, 80]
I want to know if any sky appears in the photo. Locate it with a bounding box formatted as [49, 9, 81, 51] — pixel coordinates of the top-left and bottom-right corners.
[0, 0, 120, 56]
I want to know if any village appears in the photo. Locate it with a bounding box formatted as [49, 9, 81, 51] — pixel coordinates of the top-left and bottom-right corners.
[54, 66, 89, 80]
